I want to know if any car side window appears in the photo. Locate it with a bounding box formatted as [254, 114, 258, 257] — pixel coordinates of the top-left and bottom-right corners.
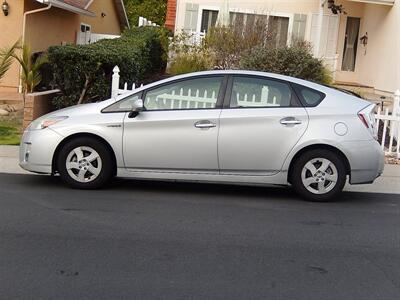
[102, 93, 141, 112]
[230, 76, 292, 108]
[292, 83, 326, 107]
[144, 77, 223, 111]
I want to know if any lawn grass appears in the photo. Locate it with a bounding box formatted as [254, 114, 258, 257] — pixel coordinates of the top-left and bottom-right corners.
[0, 119, 22, 145]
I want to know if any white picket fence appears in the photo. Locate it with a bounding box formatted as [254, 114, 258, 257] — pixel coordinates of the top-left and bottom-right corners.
[147, 88, 218, 110]
[138, 16, 159, 27]
[375, 90, 400, 158]
[111, 66, 143, 98]
[187, 30, 206, 46]
[90, 33, 120, 43]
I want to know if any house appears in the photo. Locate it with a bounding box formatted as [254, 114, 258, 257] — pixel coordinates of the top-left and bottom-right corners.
[165, 0, 400, 97]
[0, 0, 129, 93]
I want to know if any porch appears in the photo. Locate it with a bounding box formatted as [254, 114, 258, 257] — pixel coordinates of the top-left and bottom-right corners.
[320, 0, 399, 95]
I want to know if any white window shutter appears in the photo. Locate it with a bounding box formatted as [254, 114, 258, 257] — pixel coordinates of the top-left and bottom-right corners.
[292, 14, 307, 43]
[310, 14, 339, 71]
[183, 3, 199, 32]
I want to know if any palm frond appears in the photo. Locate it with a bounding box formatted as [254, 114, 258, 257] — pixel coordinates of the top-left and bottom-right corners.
[0, 39, 20, 82]
[14, 44, 48, 94]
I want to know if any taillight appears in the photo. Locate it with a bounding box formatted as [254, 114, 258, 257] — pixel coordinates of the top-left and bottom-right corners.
[358, 113, 369, 128]
[358, 104, 378, 140]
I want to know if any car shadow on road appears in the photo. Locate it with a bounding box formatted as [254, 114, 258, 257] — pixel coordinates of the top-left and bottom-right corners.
[3, 173, 400, 205]
[108, 177, 400, 204]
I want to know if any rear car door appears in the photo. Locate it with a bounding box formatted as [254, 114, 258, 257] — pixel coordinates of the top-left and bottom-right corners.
[122, 75, 227, 173]
[218, 75, 309, 175]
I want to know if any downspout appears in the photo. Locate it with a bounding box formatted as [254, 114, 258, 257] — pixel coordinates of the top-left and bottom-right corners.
[314, 0, 327, 58]
[19, 3, 52, 93]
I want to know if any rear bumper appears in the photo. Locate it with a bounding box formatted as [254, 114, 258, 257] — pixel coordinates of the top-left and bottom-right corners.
[343, 139, 384, 184]
[19, 128, 64, 174]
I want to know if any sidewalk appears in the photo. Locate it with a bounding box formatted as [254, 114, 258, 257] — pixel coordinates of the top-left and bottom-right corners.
[1, 145, 399, 194]
[0, 146, 30, 175]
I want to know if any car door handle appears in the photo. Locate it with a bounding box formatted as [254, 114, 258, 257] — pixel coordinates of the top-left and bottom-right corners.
[194, 120, 216, 129]
[280, 117, 302, 126]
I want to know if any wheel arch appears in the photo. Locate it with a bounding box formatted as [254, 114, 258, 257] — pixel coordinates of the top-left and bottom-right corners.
[287, 144, 351, 184]
[52, 132, 117, 175]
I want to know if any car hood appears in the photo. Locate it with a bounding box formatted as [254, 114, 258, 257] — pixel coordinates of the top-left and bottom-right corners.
[48, 100, 115, 118]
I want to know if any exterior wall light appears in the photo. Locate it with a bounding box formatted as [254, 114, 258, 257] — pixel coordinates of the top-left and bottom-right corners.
[2, 0, 9, 16]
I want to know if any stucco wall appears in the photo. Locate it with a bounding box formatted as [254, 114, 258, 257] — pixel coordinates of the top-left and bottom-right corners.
[25, 7, 80, 54]
[0, 0, 24, 92]
[0, 0, 123, 93]
[81, 0, 122, 35]
[357, 2, 399, 93]
[24, 0, 122, 54]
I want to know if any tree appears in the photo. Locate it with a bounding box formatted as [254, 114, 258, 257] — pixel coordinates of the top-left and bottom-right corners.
[13, 44, 48, 105]
[0, 40, 19, 83]
[124, 0, 167, 27]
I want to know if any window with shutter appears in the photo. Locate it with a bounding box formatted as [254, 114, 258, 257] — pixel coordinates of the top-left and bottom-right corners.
[183, 3, 199, 32]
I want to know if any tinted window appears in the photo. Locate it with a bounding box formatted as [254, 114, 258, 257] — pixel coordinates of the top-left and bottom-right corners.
[230, 76, 292, 108]
[292, 83, 325, 107]
[102, 93, 141, 112]
[144, 77, 223, 111]
[201, 10, 218, 33]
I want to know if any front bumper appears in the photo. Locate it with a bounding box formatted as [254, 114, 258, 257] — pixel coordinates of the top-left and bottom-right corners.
[19, 128, 64, 174]
[343, 139, 385, 184]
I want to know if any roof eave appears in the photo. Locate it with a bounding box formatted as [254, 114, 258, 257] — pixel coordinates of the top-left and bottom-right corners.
[39, 0, 96, 17]
[114, 0, 130, 29]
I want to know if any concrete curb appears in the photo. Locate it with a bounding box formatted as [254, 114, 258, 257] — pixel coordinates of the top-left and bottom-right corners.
[1, 145, 399, 194]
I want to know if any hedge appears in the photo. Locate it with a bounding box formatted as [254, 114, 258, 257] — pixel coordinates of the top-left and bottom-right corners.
[239, 44, 332, 85]
[47, 27, 168, 108]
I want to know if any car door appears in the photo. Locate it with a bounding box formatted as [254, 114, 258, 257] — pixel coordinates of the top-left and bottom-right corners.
[123, 75, 227, 173]
[218, 75, 309, 175]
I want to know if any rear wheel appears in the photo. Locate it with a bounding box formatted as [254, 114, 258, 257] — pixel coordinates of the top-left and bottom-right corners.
[57, 137, 113, 189]
[291, 149, 347, 202]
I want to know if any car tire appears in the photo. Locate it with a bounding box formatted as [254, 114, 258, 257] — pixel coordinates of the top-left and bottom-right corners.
[291, 149, 347, 202]
[57, 137, 113, 189]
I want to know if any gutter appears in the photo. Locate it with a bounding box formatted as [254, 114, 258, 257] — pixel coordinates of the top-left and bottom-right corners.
[45, 0, 95, 17]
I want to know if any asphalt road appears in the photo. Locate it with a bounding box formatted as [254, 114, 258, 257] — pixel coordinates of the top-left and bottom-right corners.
[0, 173, 399, 300]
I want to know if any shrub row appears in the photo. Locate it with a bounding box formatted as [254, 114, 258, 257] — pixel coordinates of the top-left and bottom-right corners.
[169, 28, 331, 85]
[48, 27, 168, 108]
[239, 44, 332, 84]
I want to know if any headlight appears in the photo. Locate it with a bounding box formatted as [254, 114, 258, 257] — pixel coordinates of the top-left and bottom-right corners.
[29, 116, 69, 130]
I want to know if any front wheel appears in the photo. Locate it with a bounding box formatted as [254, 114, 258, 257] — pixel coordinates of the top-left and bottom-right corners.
[291, 149, 347, 202]
[57, 137, 113, 189]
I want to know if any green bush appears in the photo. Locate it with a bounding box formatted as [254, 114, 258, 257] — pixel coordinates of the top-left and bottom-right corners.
[124, 0, 167, 27]
[48, 27, 168, 108]
[239, 44, 332, 84]
[169, 52, 214, 75]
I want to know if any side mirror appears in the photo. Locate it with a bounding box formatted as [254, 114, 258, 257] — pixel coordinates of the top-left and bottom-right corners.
[128, 99, 144, 118]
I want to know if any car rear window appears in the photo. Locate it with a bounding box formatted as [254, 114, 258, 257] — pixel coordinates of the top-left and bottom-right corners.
[292, 83, 326, 107]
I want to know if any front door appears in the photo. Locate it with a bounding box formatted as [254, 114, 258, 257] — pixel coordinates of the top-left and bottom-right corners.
[218, 76, 309, 175]
[342, 17, 360, 72]
[123, 76, 226, 173]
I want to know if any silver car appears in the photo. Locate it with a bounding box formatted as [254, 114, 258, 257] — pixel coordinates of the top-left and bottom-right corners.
[20, 70, 384, 201]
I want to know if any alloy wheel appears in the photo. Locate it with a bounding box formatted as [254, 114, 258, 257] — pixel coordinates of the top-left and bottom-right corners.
[301, 158, 338, 195]
[65, 146, 102, 183]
